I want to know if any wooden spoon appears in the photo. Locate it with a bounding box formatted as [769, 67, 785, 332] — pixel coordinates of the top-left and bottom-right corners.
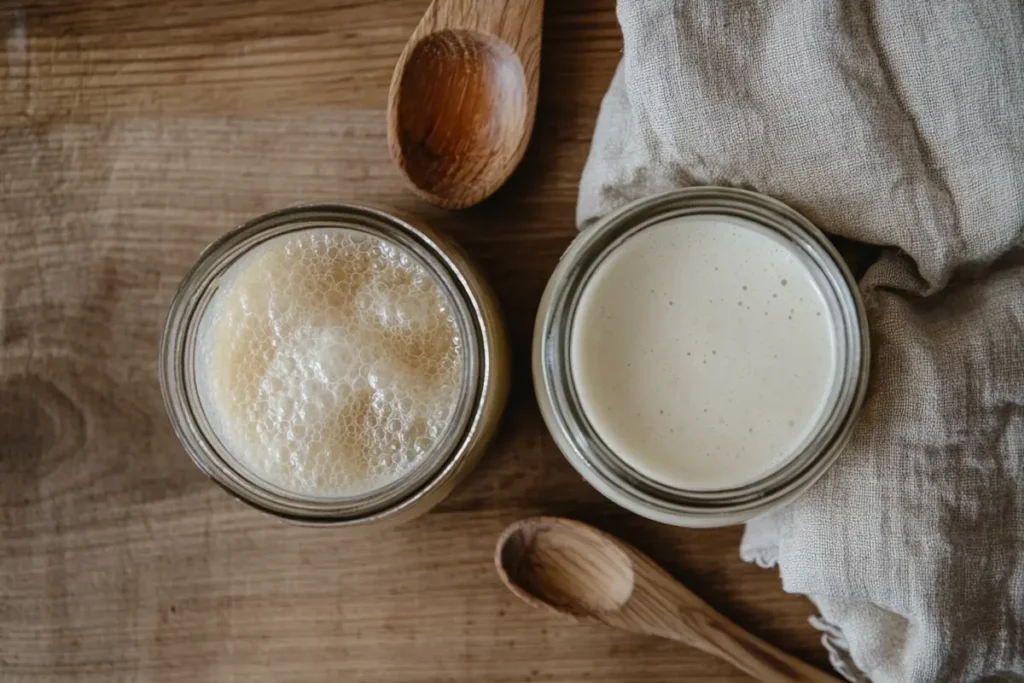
[495, 517, 842, 683]
[387, 0, 543, 209]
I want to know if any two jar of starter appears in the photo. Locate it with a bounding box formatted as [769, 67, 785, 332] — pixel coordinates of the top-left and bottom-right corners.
[161, 188, 868, 528]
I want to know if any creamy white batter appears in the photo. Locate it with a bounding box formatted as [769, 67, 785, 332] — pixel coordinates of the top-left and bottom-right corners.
[196, 227, 464, 498]
[570, 214, 837, 490]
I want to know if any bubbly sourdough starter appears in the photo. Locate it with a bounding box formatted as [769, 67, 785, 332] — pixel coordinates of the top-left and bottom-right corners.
[570, 214, 837, 490]
[196, 228, 464, 497]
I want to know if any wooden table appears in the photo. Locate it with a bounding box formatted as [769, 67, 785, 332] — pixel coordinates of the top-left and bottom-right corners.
[0, 1, 830, 680]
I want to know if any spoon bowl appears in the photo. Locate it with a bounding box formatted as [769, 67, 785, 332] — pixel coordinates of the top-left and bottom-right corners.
[387, 0, 543, 209]
[496, 517, 842, 683]
[498, 517, 634, 618]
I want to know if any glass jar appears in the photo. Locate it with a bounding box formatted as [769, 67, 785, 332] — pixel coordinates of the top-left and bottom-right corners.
[533, 187, 869, 527]
[160, 204, 509, 526]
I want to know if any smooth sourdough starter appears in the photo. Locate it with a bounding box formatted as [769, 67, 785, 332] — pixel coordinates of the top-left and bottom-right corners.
[196, 228, 464, 497]
[570, 214, 837, 490]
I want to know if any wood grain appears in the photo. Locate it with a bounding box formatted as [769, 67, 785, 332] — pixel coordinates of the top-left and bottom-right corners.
[0, 1, 830, 681]
[388, 0, 543, 208]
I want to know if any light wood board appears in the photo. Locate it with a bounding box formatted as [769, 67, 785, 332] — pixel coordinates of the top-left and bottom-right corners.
[0, 1, 830, 680]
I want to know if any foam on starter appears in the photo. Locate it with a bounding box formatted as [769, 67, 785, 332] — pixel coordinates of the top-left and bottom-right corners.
[196, 228, 464, 498]
[570, 214, 838, 490]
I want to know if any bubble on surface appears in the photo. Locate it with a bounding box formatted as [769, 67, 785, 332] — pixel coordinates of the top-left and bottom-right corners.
[196, 228, 464, 498]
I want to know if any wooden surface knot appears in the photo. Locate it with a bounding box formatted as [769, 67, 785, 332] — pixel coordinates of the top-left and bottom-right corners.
[0, 376, 86, 498]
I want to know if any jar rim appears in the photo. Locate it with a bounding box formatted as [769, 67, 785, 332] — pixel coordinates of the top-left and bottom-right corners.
[533, 187, 870, 527]
[160, 204, 493, 525]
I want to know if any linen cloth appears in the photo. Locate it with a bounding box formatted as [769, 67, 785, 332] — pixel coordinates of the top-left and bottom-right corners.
[577, 2, 1024, 680]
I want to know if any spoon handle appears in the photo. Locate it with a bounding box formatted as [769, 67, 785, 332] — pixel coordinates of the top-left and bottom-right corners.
[672, 600, 840, 683]
[631, 556, 842, 682]
[428, 0, 543, 42]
